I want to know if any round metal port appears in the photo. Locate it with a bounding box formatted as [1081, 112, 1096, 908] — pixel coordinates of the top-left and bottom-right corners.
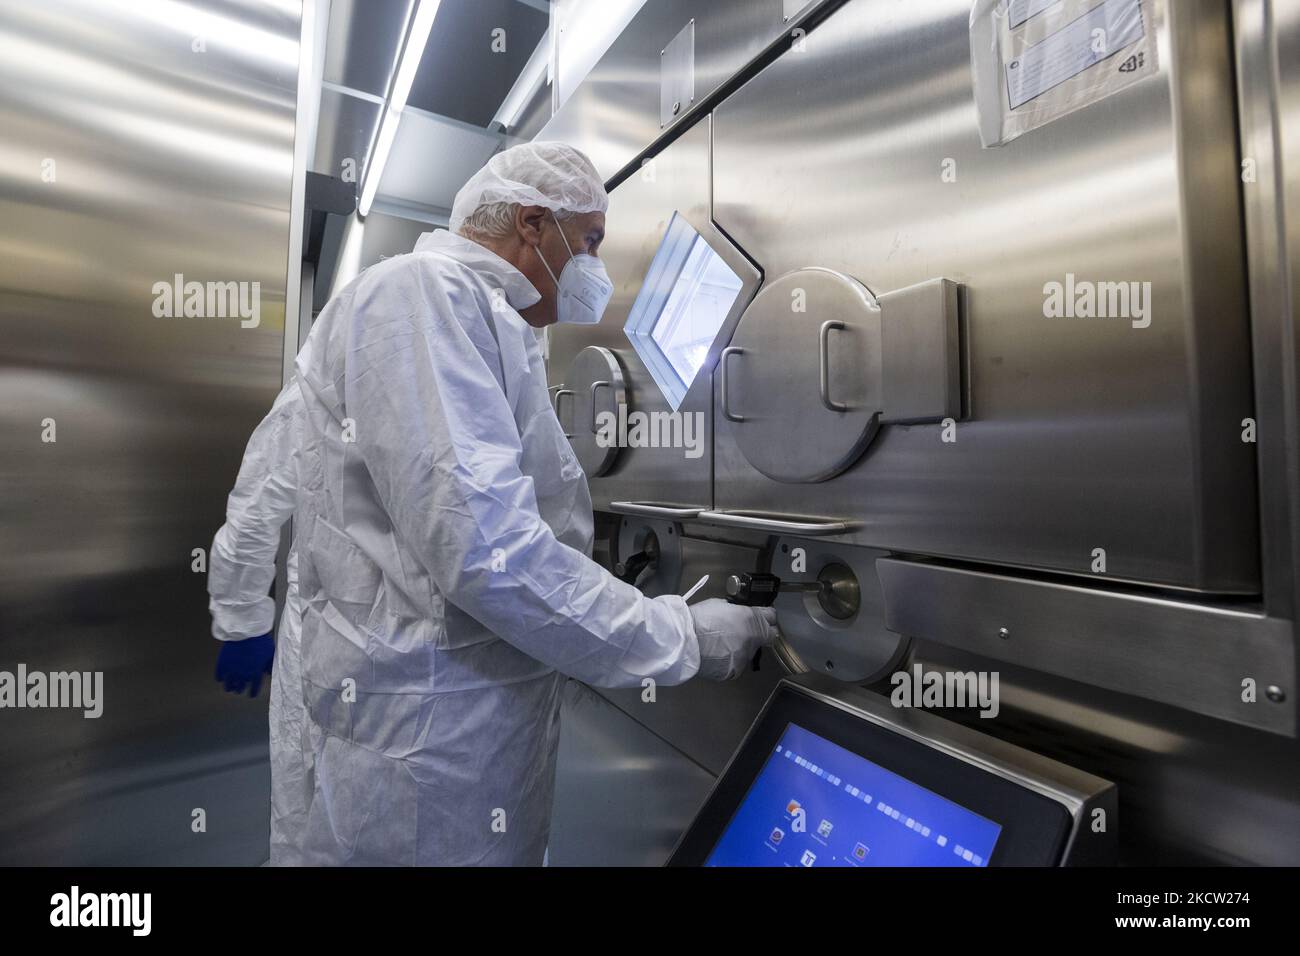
[616, 519, 682, 598]
[771, 539, 909, 684]
[815, 562, 860, 620]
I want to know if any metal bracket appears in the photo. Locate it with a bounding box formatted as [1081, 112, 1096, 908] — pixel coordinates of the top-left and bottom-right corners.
[660, 19, 695, 129]
[878, 277, 962, 424]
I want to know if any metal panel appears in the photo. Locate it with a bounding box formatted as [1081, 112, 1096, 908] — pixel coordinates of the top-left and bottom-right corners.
[548, 680, 714, 866]
[1234, 0, 1300, 623]
[313, 86, 382, 179]
[550, 0, 651, 114]
[0, 0, 298, 863]
[784, 0, 816, 21]
[406, 0, 549, 127]
[877, 559, 1296, 736]
[878, 278, 963, 424]
[910, 642, 1300, 865]
[540, 0, 792, 181]
[710, 0, 1259, 592]
[541, 0, 1300, 868]
[322, 0, 411, 96]
[375, 106, 503, 213]
[659, 18, 695, 130]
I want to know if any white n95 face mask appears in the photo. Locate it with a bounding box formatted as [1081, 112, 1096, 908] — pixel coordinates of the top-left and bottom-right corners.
[535, 213, 613, 325]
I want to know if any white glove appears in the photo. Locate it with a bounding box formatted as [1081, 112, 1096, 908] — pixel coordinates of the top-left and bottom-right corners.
[689, 599, 780, 681]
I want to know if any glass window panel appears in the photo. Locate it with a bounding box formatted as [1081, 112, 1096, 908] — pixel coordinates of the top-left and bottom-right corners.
[625, 212, 745, 410]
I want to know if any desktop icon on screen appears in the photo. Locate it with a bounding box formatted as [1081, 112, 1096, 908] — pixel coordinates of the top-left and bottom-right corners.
[769, 827, 784, 845]
[817, 819, 833, 838]
[853, 843, 869, 861]
[800, 850, 817, 867]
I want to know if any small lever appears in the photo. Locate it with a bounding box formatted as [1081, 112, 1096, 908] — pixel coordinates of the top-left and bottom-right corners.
[725, 572, 819, 674]
[615, 551, 654, 585]
[725, 572, 825, 607]
[615, 534, 661, 586]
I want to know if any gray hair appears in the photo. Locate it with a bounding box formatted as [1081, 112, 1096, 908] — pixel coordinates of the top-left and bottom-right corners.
[457, 201, 576, 242]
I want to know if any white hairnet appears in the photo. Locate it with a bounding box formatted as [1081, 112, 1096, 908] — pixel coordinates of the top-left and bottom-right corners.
[449, 141, 608, 235]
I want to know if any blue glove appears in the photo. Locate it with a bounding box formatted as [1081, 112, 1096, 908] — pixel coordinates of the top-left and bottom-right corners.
[215, 633, 275, 697]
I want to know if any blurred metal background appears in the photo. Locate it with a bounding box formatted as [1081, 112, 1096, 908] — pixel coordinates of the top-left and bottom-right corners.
[0, 0, 300, 863]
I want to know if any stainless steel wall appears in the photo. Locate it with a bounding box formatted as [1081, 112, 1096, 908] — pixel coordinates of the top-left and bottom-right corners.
[544, 0, 1300, 866]
[708, 0, 1258, 593]
[0, 0, 300, 863]
[539, 0, 817, 181]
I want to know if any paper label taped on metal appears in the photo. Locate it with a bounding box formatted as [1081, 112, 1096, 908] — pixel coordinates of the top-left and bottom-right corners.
[970, 0, 1159, 147]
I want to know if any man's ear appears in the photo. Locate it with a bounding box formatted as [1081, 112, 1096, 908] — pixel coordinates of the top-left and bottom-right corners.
[516, 205, 547, 246]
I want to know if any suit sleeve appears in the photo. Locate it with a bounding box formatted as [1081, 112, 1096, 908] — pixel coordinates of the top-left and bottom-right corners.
[344, 260, 700, 687]
[208, 380, 303, 642]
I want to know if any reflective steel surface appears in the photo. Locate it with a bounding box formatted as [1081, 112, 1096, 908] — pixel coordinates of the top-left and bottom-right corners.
[546, 0, 1300, 866]
[0, 0, 299, 863]
[540, 0, 802, 181]
[548, 679, 715, 867]
[1235, 0, 1300, 621]
[720, 268, 883, 484]
[711, 0, 1258, 593]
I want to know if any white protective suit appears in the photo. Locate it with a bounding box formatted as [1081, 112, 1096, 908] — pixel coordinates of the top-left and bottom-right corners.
[292, 229, 703, 866]
[208, 379, 315, 866]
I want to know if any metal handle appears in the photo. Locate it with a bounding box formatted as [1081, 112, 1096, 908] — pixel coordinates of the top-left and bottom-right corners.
[819, 319, 847, 412]
[608, 501, 704, 519]
[552, 388, 575, 438]
[614, 550, 655, 584]
[589, 380, 611, 433]
[720, 346, 744, 422]
[698, 510, 850, 536]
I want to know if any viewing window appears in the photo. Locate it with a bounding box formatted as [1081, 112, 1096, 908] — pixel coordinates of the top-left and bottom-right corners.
[625, 212, 745, 410]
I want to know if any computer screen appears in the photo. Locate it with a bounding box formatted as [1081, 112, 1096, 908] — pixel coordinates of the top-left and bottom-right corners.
[704, 722, 1003, 867]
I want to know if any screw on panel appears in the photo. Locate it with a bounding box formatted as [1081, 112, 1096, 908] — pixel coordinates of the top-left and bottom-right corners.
[1266, 685, 1286, 703]
[998, 627, 1010, 640]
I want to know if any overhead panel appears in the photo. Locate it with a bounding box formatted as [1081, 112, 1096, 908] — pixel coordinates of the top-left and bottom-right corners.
[313, 86, 382, 178]
[406, 0, 549, 127]
[375, 108, 503, 214]
[322, 0, 413, 96]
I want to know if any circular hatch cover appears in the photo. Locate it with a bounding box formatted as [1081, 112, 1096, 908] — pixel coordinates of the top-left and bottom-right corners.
[721, 269, 882, 483]
[769, 538, 909, 684]
[559, 346, 626, 477]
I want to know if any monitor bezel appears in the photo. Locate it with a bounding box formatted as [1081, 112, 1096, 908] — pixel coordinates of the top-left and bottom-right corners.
[668, 682, 1073, 867]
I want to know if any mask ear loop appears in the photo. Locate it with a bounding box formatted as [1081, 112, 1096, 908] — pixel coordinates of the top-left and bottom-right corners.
[532, 210, 573, 291]
[550, 209, 578, 258]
